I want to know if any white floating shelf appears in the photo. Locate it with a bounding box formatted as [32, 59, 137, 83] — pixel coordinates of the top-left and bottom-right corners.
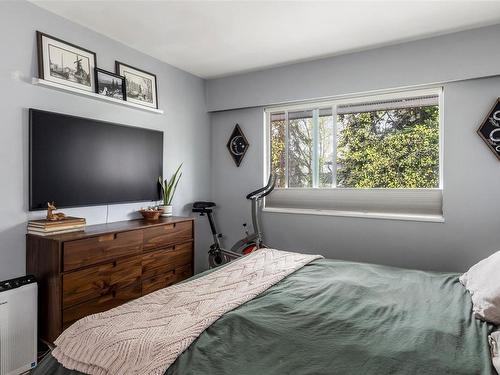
[32, 78, 164, 114]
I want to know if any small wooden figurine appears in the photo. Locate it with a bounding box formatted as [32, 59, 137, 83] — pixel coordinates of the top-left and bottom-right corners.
[47, 202, 66, 221]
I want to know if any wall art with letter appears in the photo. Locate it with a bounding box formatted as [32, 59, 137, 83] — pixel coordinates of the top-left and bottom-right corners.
[226, 124, 249, 167]
[477, 98, 500, 160]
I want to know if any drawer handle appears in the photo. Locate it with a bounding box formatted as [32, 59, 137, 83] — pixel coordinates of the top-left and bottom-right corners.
[161, 245, 175, 253]
[163, 224, 175, 231]
[99, 234, 116, 242]
[100, 293, 114, 303]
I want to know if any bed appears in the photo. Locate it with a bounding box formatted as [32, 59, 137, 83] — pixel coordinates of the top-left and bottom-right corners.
[35, 250, 497, 375]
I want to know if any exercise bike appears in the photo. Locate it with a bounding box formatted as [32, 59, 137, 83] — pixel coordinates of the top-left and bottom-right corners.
[192, 174, 276, 268]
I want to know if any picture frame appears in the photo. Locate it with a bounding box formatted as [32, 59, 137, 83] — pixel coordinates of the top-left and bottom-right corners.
[226, 124, 250, 167]
[116, 61, 158, 109]
[477, 98, 500, 160]
[37, 31, 97, 93]
[95, 68, 126, 100]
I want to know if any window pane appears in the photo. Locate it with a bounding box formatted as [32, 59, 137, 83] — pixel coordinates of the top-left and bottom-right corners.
[270, 112, 286, 188]
[336, 97, 439, 188]
[288, 110, 313, 187]
[318, 108, 334, 188]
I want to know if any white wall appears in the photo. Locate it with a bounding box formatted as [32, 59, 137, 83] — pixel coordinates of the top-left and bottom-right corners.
[206, 23, 500, 111]
[207, 22, 500, 273]
[2, 1, 500, 278]
[210, 76, 500, 272]
[0, 1, 211, 279]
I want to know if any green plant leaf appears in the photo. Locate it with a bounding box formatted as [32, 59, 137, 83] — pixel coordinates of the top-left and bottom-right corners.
[158, 176, 166, 203]
[163, 164, 182, 205]
[168, 172, 182, 205]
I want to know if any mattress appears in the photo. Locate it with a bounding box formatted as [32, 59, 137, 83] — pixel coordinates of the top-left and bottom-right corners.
[35, 258, 497, 374]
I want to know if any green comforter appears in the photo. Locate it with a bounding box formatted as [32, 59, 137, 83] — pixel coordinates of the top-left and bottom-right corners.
[36, 259, 496, 375]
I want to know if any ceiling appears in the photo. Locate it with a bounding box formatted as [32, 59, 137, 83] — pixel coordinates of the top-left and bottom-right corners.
[31, 1, 500, 79]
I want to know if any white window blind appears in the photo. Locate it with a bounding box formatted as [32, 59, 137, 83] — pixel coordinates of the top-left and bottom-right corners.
[337, 95, 439, 114]
[265, 188, 443, 221]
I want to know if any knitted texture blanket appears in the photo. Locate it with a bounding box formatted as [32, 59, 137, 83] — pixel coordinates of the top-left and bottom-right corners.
[52, 248, 322, 375]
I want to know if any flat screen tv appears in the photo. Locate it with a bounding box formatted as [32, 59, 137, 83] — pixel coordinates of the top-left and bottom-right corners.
[29, 109, 163, 210]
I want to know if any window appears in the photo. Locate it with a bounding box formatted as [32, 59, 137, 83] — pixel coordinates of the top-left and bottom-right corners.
[266, 88, 443, 221]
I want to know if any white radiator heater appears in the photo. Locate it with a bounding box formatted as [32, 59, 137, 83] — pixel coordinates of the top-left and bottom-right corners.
[0, 276, 37, 375]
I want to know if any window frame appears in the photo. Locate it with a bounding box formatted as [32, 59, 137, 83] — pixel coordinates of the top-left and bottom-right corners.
[263, 87, 444, 222]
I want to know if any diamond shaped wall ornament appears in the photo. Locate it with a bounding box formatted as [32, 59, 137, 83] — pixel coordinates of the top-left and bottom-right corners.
[477, 98, 500, 160]
[226, 124, 249, 167]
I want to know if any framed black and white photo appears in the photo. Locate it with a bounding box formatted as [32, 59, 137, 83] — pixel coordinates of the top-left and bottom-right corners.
[116, 61, 158, 109]
[95, 68, 126, 100]
[37, 31, 96, 93]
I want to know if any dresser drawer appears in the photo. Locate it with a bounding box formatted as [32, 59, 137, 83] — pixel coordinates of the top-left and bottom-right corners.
[63, 230, 143, 271]
[142, 241, 193, 279]
[142, 263, 193, 295]
[62, 255, 142, 309]
[143, 221, 192, 251]
[142, 271, 176, 295]
[174, 263, 193, 283]
[62, 281, 141, 329]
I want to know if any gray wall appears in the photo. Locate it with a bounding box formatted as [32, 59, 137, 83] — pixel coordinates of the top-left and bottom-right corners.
[206, 23, 500, 111]
[2, 1, 500, 278]
[210, 76, 500, 272]
[0, 1, 211, 280]
[207, 21, 500, 273]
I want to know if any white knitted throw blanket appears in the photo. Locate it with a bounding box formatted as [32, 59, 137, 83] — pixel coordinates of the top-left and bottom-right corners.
[52, 248, 322, 375]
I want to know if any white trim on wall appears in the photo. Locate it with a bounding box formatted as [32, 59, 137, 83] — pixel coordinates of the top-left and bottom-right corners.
[32, 78, 164, 114]
[263, 207, 444, 223]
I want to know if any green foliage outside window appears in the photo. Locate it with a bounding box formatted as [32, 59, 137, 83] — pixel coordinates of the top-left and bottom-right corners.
[337, 106, 439, 188]
[270, 116, 287, 188]
[270, 104, 439, 189]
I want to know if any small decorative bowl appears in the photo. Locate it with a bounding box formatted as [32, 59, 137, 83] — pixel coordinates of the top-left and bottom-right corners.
[139, 209, 164, 221]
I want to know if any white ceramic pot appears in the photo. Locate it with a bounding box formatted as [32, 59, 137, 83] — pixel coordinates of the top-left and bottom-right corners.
[161, 205, 173, 217]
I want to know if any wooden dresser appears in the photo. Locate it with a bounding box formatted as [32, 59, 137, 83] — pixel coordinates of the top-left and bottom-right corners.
[26, 217, 194, 344]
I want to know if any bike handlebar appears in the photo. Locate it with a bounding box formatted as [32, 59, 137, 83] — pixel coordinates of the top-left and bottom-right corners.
[246, 174, 276, 200]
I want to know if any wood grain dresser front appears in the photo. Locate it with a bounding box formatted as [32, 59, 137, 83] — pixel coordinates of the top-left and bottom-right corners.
[26, 217, 194, 344]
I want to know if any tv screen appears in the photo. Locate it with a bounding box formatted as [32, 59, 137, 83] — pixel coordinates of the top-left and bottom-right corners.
[29, 109, 163, 210]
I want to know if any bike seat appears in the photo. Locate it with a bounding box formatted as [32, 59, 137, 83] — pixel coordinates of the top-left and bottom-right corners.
[193, 201, 216, 209]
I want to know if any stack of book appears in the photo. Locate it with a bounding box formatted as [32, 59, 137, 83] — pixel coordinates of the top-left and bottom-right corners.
[27, 217, 86, 236]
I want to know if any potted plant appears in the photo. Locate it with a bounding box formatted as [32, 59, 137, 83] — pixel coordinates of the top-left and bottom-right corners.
[158, 164, 182, 217]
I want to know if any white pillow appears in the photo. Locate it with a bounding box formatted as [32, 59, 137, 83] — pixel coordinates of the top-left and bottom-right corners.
[459, 250, 500, 325]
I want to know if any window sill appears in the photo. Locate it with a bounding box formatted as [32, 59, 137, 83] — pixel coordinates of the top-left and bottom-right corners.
[262, 207, 445, 223]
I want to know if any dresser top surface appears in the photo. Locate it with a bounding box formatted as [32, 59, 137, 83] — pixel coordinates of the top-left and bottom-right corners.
[27, 216, 194, 242]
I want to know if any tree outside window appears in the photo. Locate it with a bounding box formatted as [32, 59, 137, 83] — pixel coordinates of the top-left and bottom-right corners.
[270, 93, 440, 189]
